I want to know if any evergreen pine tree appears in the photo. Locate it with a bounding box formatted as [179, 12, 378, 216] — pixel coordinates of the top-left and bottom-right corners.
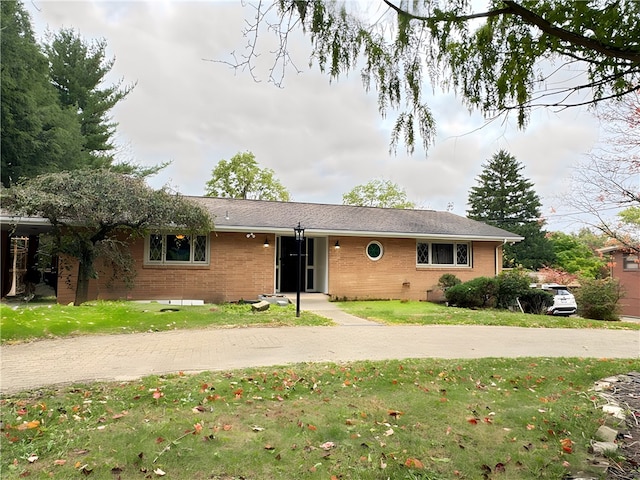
[1, 0, 84, 186]
[467, 150, 555, 269]
[44, 28, 135, 168]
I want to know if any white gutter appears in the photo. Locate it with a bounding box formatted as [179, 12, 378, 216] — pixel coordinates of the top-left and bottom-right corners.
[0, 215, 51, 226]
[213, 225, 524, 243]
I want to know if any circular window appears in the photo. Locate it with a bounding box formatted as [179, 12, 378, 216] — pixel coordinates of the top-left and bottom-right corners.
[366, 241, 383, 261]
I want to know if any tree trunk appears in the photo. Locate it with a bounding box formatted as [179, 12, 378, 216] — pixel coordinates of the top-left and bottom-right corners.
[74, 251, 95, 306]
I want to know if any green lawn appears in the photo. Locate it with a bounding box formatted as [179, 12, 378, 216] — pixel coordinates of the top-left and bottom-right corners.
[0, 301, 332, 343]
[2, 300, 638, 478]
[337, 300, 640, 330]
[2, 357, 638, 479]
[2, 299, 637, 344]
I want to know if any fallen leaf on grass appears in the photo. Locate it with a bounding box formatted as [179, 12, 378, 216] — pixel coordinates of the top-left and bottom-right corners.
[16, 420, 40, 431]
[320, 441, 335, 450]
[154, 467, 166, 476]
[404, 458, 424, 469]
[27, 455, 38, 463]
[560, 438, 573, 453]
[54, 459, 66, 466]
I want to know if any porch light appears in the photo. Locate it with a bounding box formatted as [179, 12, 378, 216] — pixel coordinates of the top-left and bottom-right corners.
[293, 222, 305, 318]
[263, 237, 270, 247]
[334, 240, 340, 249]
[175, 234, 185, 240]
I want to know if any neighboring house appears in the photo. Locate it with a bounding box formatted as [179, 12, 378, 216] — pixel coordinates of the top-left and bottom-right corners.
[598, 245, 640, 318]
[2, 198, 523, 304]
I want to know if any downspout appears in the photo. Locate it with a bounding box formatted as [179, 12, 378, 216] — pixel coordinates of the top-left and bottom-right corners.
[496, 239, 508, 275]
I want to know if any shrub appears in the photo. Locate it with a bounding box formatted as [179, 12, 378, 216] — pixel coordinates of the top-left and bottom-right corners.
[495, 270, 532, 309]
[574, 278, 623, 321]
[519, 289, 554, 315]
[437, 273, 461, 291]
[445, 276, 498, 308]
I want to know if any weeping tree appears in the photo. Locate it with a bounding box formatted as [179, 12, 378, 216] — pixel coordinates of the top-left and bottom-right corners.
[2, 170, 213, 305]
[224, 1, 640, 153]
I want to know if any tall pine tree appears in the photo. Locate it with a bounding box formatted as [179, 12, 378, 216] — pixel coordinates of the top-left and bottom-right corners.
[467, 150, 555, 269]
[44, 28, 135, 168]
[1, 0, 85, 186]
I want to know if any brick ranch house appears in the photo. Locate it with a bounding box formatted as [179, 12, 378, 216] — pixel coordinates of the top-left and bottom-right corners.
[598, 245, 640, 318]
[2, 197, 523, 304]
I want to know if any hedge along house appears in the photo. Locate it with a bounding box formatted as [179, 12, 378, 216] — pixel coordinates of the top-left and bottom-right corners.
[3, 197, 523, 304]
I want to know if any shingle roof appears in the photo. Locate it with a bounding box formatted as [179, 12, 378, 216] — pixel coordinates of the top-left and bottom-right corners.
[188, 197, 523, 241]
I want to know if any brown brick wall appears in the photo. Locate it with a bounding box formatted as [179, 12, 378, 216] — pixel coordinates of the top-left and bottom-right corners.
[327, 236, 502, 301]
[610, 251, 640, 317]
[56, 232, 503, 305]
[57, 233, 276, 304]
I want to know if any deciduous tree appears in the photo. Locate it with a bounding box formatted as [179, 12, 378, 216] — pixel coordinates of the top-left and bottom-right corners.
[342, 179, 415, 208]
[547, 231, 606, 278]
[2, 170, 213, 305]
[567, 93, 640, 253]
[228, 0, 640, 153]
[467, 150, 555, 269]
[205, 151, 290, 201]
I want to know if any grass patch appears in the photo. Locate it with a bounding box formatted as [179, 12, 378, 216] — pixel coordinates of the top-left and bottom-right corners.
[2, 357, 638, 479]
[337, 300, 640, 330]
[0, 301, 332, 344]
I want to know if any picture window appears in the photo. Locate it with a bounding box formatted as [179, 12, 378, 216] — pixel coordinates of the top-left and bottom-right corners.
[145, 234, 209, 265]
[416, 242, 470, 267]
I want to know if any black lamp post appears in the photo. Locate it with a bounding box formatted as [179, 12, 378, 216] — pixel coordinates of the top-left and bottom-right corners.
[293, 222, 305, 318]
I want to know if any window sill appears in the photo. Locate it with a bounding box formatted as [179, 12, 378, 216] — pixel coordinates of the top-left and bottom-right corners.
[416, 265, 472, 270]
[143, 263, 211, 269]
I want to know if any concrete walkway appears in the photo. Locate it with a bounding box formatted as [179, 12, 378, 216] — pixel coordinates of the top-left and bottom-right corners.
[1, 294, 639, 396]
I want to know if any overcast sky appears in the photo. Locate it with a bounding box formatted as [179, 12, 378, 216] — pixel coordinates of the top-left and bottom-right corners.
[25, 0, 602, 232]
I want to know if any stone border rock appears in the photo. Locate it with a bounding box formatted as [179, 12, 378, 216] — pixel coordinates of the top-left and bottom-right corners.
[573, 372, 640, 479]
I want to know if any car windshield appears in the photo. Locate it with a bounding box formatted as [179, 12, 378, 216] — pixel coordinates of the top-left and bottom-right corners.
[554, 289, 571, 296]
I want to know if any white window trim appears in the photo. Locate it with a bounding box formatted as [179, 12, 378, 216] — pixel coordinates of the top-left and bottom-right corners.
[144, 233, 210, 266]
[623, 253, 639, 271]
[366, 240, 384, 261]
[416, 241, 471, 267]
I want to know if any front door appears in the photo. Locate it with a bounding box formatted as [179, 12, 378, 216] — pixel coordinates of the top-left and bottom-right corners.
[279, 236, 306, 292]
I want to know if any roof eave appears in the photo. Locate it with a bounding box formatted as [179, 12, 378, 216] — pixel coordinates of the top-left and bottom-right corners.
[214, 225, 523, 242]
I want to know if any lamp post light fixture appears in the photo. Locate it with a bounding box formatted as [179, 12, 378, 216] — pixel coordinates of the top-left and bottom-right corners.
[293, 222, 305, 318]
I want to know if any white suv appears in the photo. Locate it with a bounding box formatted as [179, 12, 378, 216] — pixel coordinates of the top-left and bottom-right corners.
[531, 283, 577, 316]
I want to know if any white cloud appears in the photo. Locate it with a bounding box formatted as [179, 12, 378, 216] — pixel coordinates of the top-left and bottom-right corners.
[27, 0, 600, 231]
